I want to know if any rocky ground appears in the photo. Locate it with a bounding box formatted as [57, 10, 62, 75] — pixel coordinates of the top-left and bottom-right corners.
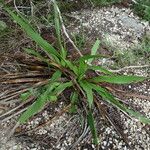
[0, 3, 150, 150]
[67, 6, 150, 50]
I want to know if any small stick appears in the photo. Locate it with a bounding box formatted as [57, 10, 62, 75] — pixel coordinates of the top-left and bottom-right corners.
[1, 78, 46, 84]
[0, 96, 34, 119]
[7, 122, 20, 140]
[109, 65, 150, 73]
[1, 107, 27, 123]
[52, 0, 83, 57]
[0, 89, 28, 101]
[70, 120, 90, 150]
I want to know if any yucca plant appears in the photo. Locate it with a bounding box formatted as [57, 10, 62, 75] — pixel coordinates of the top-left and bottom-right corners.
[1, 1, 150, 145]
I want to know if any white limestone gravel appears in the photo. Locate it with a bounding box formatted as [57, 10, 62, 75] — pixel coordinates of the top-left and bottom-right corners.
[68, 6, 150, 50]
[0, 5, 150, 150]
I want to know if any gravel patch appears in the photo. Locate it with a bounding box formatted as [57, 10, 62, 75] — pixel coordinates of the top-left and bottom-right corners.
[67, 6, 150, 50]
[1, 68, 149, 150]
[0, 5, 150, 150]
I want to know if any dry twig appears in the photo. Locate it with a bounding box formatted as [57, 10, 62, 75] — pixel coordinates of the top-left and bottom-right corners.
[52, 0, 83, 57]
[109, 65, 150, 73]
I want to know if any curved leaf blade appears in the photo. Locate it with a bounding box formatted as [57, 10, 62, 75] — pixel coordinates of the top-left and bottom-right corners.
[70, 91, 78, 113]
[88, 65, 113, 75]
[50, 70, 62, 82]
[53, 81, 73, 96]
[20, 91, 31, 101]
[5, 8, 60, 59]
[87, 110, 99, 145]
[90, 83, 150, 124]
[19, 93, 50, 124]
[80, 81, 93, 109]
[90, 75, 147, 84]
[88, 39, 100, 63]
[78, 60, 88, 80]
[19, 82, 59, 123]
[24, 48, 48, 63]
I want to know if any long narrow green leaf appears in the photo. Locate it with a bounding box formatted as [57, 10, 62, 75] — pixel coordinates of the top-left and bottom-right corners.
[19, 82, 59, 123]
[60, 47, 67, 60]
[53, 81, 73, 96]
[24, 48, 48, 63]
[90, 83, 150, 124]
[50, 70, 62, 82]
[78, 60, 88, 80]
[54, 0, 61, 47]
[70, 91, 78, 104]
[87, 110, 99, 145]
[90, 75, 147, 84]
[91, 39, 100, 56]
[80, 81, 93, 109]
[5, 8, 60, 59]
[88, 65, 113, 75]
[20, 91, 31, 101]
[70, 91, 78, 113]
[53, 1, 66, 59]
[88, 39, 100, 63]
[19, 97, 46, 124]
[65, 60, 78, 75]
